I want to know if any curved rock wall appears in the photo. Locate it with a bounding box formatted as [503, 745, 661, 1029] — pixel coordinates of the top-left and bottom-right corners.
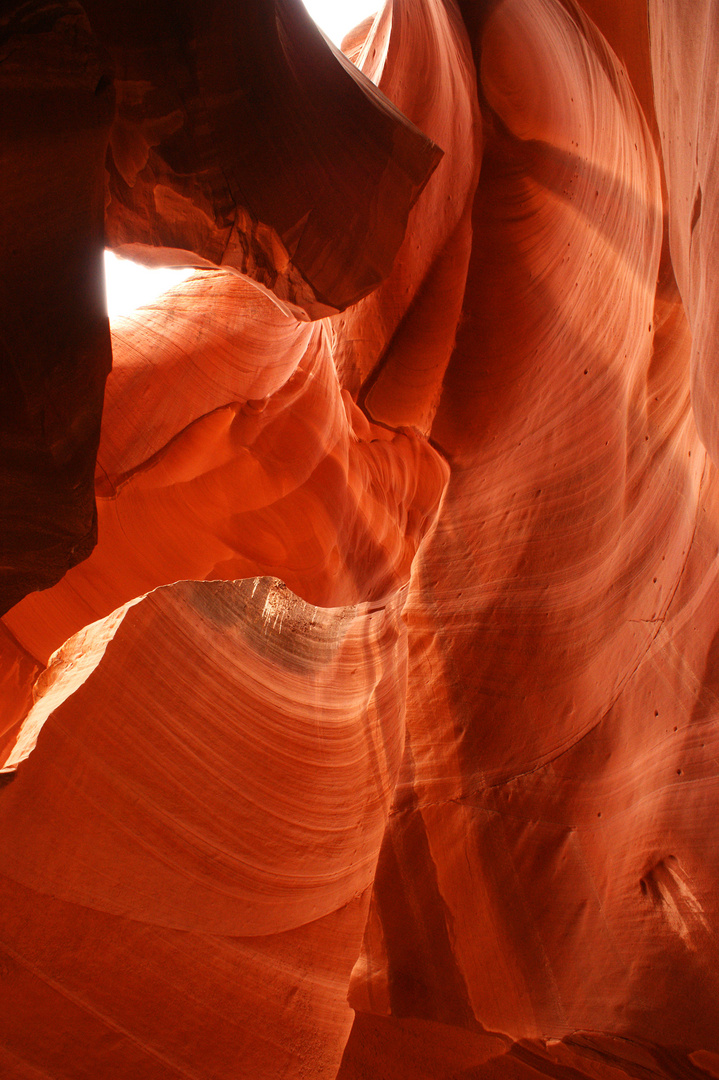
[2, 1, 719, 1077]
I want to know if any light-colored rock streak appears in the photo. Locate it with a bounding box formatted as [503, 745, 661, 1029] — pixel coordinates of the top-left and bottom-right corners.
[0, 576, 408, 1076]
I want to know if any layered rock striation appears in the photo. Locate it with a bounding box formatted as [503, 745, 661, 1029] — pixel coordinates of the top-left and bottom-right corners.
[1, 1, 719, 1078]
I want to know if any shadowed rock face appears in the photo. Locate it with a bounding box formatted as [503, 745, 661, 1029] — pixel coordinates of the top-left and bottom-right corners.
[0, 1, 113, 614]
[2, 1, 719, 1078]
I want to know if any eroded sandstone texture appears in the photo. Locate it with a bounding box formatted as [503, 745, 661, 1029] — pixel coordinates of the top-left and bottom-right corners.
[1, 1, 719, 1077]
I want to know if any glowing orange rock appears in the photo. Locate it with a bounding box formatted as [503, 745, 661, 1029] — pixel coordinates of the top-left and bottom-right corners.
[344, 0, 719, 1071]
[0, 577, 409, 1078]
[2, 1, 719, 1078]
[2, 269, 448, 673]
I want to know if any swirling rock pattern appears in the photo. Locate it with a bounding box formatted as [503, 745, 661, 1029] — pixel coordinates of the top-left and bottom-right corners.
[2, 1, 719, 1078]
[0, 577, 408, 1077]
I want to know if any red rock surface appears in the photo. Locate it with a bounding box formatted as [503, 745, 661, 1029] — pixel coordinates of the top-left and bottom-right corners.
[2, 1, 719, 1078]
[0, 1, 113, 615]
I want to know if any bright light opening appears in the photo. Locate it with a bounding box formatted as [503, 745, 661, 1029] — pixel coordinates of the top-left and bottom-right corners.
[301, 0, 378, 47]
[104, 251, 194, 320]
[104, 3, 378, 319]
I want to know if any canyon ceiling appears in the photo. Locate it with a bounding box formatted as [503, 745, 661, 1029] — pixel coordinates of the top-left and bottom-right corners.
[1, 0, 719, 1077]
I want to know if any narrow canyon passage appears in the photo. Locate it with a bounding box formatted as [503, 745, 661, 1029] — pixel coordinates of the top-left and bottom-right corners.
[1, 1, 719, 1078]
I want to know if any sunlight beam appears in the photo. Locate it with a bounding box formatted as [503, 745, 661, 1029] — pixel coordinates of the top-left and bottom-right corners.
[301, 0, 378, 47]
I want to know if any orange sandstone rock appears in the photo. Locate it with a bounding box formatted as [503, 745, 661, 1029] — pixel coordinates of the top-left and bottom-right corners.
[0, 577, 409, 1078]
[2, 1, 719, 1078]
[344, 0, 719, 1069]
[2, 268, 448, 670]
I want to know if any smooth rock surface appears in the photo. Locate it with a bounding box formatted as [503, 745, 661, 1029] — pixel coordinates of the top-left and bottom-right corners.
[0, 577, 408, 1077]
[2, 1, 719, 1077]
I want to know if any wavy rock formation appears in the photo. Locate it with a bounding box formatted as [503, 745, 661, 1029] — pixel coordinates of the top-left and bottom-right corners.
[2, 1, 719, 1078]
[1, 269, 448, 678]
[0, 577, 408, 1078]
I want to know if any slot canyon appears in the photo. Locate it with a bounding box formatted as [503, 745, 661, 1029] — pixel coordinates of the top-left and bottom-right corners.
[2, 0, 719, 1076]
